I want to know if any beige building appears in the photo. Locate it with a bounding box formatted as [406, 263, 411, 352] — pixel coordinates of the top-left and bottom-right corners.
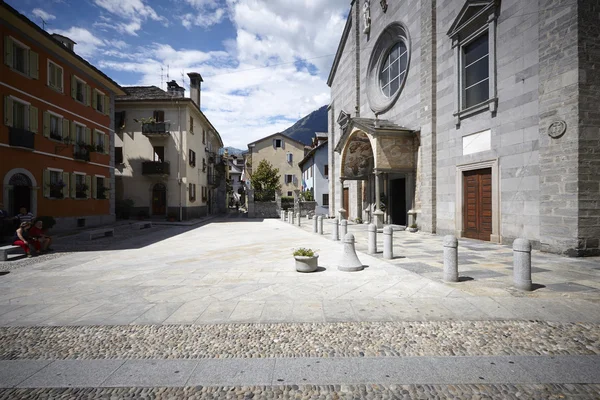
[114, 75, 224, 220]
[247, 133, 306, 198]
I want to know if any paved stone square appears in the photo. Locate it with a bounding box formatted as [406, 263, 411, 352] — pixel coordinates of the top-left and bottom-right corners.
[0, 216, 599, 398]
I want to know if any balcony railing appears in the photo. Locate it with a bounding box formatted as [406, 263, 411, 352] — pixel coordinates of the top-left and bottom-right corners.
[208, 173, 217, 186]
[142, 122, 170, 137]
[73, 146, 90, 161]
[142, 161, 170, 176]
[9, 127, 35, 150]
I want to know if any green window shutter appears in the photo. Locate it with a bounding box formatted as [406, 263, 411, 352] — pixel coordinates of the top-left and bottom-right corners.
[86, 85, 91, 106]
[85, 127, 91, 145]
[62, 118, 69, 139]
[29, 51, 38, 79]
[29, 105, 38, 133]
[104, 134, 109, 154]
[85, 175, 92, 198]
[4, 96, 13, 126]
[70, 173, 76, 198]
[70, 121, 76, 142]
[104, 95, 110, 116]
[43, 169, 50, 198]
[92, 89, 97, 110]
[91, 176, 97, 199]
[71, 75, 76, 99]
[62, 172, 69, 198]
[57, 67, 63, 92]
[4, 36, 13, 68]
[43, 111, 50, 137]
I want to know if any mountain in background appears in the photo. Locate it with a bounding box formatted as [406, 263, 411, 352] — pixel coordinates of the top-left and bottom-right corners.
[281, 105, 328, 145]
[221, 146, 245, 156]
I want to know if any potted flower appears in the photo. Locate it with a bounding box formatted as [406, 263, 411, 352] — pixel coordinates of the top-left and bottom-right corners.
[408, 223, 418, 233]
[167, 211, 177, 222]
[137, 210, 149, 220]
[293, 247, 319, 273]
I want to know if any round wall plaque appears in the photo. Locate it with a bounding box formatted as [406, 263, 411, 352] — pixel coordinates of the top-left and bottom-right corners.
[548, 120, 566, 138]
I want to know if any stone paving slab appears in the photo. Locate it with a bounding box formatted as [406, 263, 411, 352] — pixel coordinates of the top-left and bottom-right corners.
[1, 356, 599, 388]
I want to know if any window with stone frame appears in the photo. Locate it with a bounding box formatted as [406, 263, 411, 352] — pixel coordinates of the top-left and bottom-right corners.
[12, 40, 28, 74]
[48, 60, 63, 92]
[95, 130, 106, 153]
[75, 174, 87, 199]
[12, 100, 28, 130]
[49, 114, 62, 140]
[49, 170, 63, 198]
[322, 193, 329, 206]
[96, 176, 106, 199]
[75, 78, 86, 103]
[447, 0, 498, 124]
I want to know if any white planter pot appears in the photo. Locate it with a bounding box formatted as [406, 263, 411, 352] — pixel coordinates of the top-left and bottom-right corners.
[294, 255, 319, 272]
[408, 227, 418, 233]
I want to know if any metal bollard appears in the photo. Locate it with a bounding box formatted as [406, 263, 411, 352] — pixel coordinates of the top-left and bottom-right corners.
[296, 213, 301, 227]
[513, 239, 532, 291]
[340, 219, 348, 238]
[337, 233, 365, 271]
[368, 224, 377, 254]
[383, 226, 393, 260]
[312, 215, 318, 233]
[443, 235, 459, 282]
[318, 216, 323, 234]
[331, 218, 339, 241]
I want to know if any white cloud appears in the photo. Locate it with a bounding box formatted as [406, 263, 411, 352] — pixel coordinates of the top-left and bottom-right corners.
[32, 8, 56, 21]
[181, 8, 226, 29]
[92, 0, 167, 35]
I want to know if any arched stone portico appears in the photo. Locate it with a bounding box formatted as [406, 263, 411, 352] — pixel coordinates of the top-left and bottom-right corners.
[335, 115, 418, 228]
[3, 168, 38, 217]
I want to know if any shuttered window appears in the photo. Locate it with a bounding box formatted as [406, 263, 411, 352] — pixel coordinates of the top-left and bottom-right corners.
[48, 60, 64, 92]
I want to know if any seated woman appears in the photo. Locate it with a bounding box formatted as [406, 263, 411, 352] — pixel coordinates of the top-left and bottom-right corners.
[29, 220, 52, 252]
[13, 222, 41, 257]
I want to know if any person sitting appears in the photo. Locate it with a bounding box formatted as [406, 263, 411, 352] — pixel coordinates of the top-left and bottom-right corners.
[16, 207, 35, 225]
[29, 220, 52, 252]
[13, 222, 40, 257]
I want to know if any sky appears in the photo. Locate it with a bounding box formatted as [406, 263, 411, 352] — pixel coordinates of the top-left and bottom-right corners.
[10, 0, 350, 149]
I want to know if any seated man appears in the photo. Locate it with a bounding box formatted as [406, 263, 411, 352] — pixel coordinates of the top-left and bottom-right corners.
[16, 207, 35, 225]
[29, 220, 52, 252]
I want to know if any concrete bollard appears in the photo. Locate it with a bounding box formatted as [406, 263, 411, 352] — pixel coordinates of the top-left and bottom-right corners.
[368, 224, 377, 254]
[340, 219, 348, 238]
[291, 212, 295, 225]
[443, 235, 459, 282]
[318, 216, 323, 234]
[513, 238, 532, 291]
[281, 210, 285, 221]
[338, 233, 365, 272]
[331, 218, 339, 241]
[296, 213, 301, 227]
[287, 211, 292, 224]
[312, 215, 318, 233]
[383, 226, 393, 260]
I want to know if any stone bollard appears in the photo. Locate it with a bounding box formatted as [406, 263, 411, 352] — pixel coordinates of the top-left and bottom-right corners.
[443, 235, 459, 282]
[312, 215, 318, 233]
[368, 224, 377, 254]
[340, 219, 348, 238]
[513, 239, 532, 291]
[296, 213, 301, 227]
[338, 233, 364, 272]
[331, 218, 339, 241]
[287, 211, 292, 224]
[281, 210, 284, 221]
[318, 216, 323, 234]
[291, 212, 295, 225]
[383, 226, 393, 260]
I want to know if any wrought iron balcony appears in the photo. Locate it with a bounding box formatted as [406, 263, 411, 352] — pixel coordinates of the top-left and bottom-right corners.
[142, 122, 170, 138]
[73, 146, 90, 161]
[208, 173, 218, 186]
[142, 161, 170, 176]
[9, 127, 35, 150]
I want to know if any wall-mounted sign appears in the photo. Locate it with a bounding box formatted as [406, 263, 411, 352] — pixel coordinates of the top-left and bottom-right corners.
[548, 120, 566, 139]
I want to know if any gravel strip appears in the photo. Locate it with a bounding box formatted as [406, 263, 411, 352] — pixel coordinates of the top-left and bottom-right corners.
[1, 384, 599, 399]
[1, 321, 598, 360]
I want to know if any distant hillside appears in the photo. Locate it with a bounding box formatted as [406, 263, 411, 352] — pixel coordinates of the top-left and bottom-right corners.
[281, 105, 327, 145]
[221, 146, 245, 156]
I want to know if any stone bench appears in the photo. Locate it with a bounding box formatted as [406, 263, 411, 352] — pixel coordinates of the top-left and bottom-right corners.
[132, 221, 152, 230]
[0, 245, 24, 261]
[85, 228, 114, 240]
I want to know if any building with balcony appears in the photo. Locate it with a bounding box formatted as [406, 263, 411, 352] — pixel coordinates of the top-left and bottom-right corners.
[327, 0, 600, 256]
[0, 1, 126, 230]
[114, 76, 224, 220]
[298, 133, 329, 216]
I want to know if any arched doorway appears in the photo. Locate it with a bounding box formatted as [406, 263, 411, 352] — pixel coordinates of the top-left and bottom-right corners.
[3, 169, 37, 217]
[151, 183, 166, 216]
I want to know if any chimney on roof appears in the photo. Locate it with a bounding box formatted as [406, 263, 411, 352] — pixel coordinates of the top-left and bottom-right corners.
[52, 34, 76, 51]
[187, 72, 203, 109]
[167, 80, 185, 98]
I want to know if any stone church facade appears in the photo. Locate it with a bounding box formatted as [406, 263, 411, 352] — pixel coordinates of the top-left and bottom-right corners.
[327, 0, 600, 256]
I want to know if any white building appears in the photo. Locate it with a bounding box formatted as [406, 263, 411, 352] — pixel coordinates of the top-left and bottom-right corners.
[298, 133, 329, 216]
[114, 75, 224, 220]
[226, 154, 244, 205]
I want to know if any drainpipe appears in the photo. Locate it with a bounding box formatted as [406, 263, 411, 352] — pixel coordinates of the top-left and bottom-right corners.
[177, 102, 183, 221]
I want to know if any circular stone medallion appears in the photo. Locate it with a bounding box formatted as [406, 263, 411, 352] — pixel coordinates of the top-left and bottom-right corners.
[548, 120, 566, 138]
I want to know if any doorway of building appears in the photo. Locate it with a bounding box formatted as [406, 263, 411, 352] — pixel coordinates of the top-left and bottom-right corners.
[343, 187, 350, 220]
[9, 173, 32, 215]
[152, 183, 166, 216]
[389, 178, 407, 226]
[463, 168, 492, 241]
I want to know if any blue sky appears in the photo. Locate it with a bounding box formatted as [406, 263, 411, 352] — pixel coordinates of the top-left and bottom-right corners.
[9, 0, 349, 149]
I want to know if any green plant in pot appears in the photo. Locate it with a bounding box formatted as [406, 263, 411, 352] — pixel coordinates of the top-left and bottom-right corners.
[293, 247, 319, 273]
[408, 223, 418, 232]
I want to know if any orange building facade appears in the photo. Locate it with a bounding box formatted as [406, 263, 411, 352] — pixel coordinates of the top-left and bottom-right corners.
[0, 2, 125, 231]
